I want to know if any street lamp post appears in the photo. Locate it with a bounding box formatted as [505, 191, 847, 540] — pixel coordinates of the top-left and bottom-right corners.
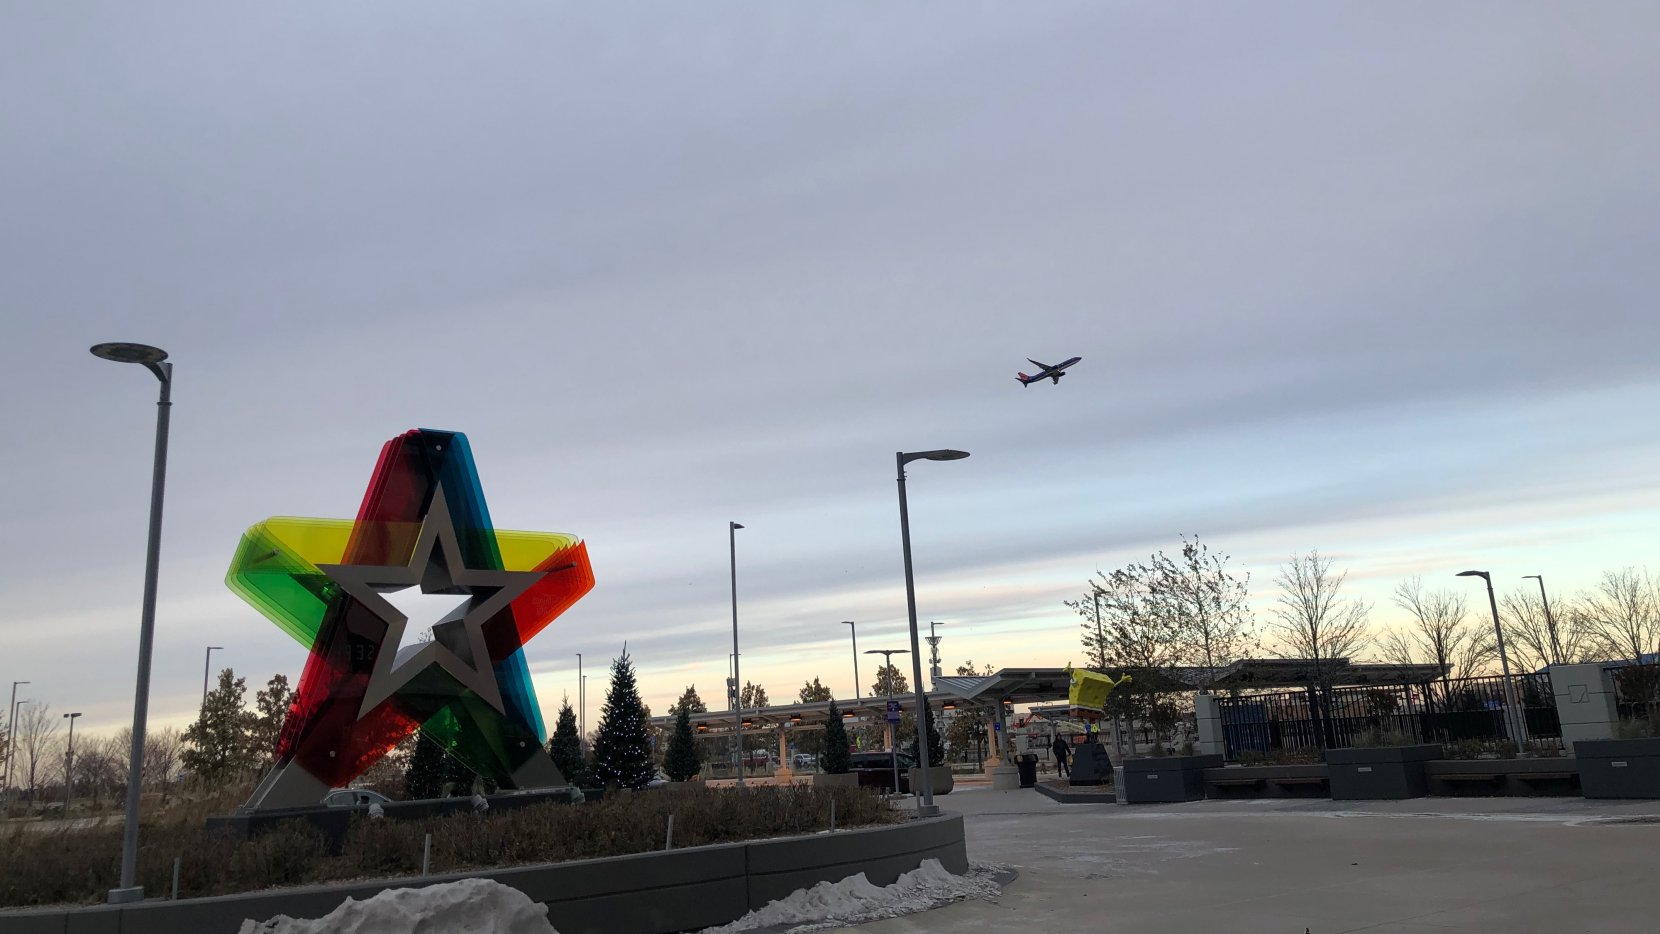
[927, 622, 946, 683]
[1456, 570, 1532, 754]
[1092, 587, 1107, 669]
[4, 681, 28, 796]
[1521, 575, 1563, 666]
[865, 648, 910, 796]
[896, 448, 968, 819]
[729, 521, 745, 786]
[575, 653, 583, 742]
[840, 622, 860, 703]
[62, 712, 82, 811]
[202, 646, 224, 706]
[91, 341, 173, 904]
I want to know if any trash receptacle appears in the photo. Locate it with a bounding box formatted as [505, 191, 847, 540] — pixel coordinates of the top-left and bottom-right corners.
[1016, 753, 1038, 788]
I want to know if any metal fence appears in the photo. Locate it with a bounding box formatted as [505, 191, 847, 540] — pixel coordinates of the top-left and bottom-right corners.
[1217, 673, 1561, 761]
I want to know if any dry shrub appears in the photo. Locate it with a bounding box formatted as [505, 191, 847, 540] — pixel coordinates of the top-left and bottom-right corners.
[0, 784, 894, 908]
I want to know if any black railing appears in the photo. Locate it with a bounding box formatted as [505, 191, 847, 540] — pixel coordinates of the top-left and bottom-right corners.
[1217, 673, 1561, 761]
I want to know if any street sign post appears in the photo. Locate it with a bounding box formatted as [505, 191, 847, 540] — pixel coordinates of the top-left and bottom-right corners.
[886, 699, 902, 723]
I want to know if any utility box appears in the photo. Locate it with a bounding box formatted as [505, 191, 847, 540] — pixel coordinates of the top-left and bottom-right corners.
[1576, 738, 1660, 799]
[1117, 753, 1223, 803]
[1327, 744, 1443, 800]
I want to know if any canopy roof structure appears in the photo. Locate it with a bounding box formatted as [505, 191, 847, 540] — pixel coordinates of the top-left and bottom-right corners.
[648, 658, 1448, 733]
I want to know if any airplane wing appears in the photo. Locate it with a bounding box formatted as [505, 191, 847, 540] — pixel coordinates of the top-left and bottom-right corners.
[1027, 358, 1054, 371]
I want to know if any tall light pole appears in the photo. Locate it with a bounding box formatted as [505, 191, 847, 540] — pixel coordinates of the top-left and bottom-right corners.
[62, 712, 82, 811]
[91, 341, 172, 904]
[865, 648, 910, 796]
[1092, 587, 1107, 669]
[729, 521, 745, 786]
[927, 622, 946, 683]
[1521, 575, 1563, 666]
[4, 681, 28, 796]
[841, 621, 860, 702]
[897, 448, 968, 819]
[574, 653, 583, 742]
[1457, 570, 1531, 753]
[202, 646, 224, 706]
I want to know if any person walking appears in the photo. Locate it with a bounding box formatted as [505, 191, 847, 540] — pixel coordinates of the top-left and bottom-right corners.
[1051, 734, 1072, 778]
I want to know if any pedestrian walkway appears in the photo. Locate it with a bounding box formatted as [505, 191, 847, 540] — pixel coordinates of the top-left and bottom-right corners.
[857, 787, 1660, 933]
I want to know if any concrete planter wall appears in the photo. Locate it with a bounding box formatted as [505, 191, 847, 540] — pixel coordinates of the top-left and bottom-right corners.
[1425, 758, 1580, 797]
[906, 765, 955, 795]
[812, 771, 860, 789]
[1117, 753, 1224, 803]
[1576, 737, 1660, 799]
[1326, 744, 1442, 800]
[2, 813, 967, 934]
[1202, 764, 1329, 799]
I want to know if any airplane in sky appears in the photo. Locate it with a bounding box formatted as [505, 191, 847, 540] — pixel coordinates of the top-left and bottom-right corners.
[1016, 356, 1082, 387]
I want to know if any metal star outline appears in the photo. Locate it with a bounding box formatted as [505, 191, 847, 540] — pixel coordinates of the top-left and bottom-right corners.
[320, 486, 546, 718]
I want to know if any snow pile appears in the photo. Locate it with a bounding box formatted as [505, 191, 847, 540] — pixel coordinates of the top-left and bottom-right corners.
[698, 859, 1002, 934]
[238, 877, 558, 934]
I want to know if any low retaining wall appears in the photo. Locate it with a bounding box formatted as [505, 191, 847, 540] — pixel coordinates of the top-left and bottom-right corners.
[0, 813, 966, 934]
[1203, 764, 1330, 799]
[1425, 758, 1581, 797]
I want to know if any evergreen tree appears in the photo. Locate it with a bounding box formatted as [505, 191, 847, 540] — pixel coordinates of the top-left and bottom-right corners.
[250, 674, 293, 765]
[663, 706, 702, 782]
[821, 700, 851, 774]
[908, 706, 946, 766]
[547, 698, 587, 786]
[180, 669, 258, 783]
[591, 650, 655, 790]
[404, 732, 446, 799]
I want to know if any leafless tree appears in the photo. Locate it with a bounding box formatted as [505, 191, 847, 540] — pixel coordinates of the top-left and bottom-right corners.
[110, 726, 184, 804]
[1499, 588, 1591, 671]
[1269, 551, 1371, 689]
[1381, 577, 1488, 678]
[14, 703, 59, 804]
[1578, 567, 1660, 665]
[1143, 536, 1256, 689]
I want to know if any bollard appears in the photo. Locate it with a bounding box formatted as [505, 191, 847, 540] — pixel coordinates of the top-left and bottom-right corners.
[421, 833, 432, 876]
[665, 813, 675, 851]
[171, 856, 181, 900]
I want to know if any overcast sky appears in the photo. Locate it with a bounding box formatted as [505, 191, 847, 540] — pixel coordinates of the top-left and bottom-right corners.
[4, 2, 1659, 737]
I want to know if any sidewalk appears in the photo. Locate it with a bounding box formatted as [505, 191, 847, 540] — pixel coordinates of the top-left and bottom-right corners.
[856, 787, 1660, 933]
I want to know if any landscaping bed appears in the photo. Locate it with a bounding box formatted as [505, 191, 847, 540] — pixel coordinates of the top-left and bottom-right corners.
[0, 784, 894, 909]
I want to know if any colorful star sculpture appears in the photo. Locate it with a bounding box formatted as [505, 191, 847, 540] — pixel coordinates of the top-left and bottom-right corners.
[226, 429, 594, 810]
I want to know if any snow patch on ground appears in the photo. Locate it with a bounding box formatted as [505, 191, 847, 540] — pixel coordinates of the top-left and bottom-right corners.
[237, 877, 558, 934]
[697, 859, 1004, 934]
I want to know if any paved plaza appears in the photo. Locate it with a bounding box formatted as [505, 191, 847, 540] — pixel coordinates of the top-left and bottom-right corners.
[863, 786, 1660, 933]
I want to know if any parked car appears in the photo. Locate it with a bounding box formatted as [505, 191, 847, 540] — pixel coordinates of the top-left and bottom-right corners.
[792, 753, 818, 769]
[320, 788, 392, 808]
[847, 751, 914, 792]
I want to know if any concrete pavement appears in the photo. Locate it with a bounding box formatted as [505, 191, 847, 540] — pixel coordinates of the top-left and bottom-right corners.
[859, 786, 1660, 933]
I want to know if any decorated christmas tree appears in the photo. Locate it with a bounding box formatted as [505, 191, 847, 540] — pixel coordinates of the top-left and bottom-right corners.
[547, 697, 587, 786]
[591, 649, 656, 790]
[821, 699, 851, 774]
[663, 706, 702, 782]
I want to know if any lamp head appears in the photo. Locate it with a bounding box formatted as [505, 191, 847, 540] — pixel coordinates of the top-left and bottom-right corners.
[730, 521, 744, 530]
[1455, 570, 1489, 580]
[90, 342, 168, 365]
[900, 449, 970, 466]
[1522, 574, 1541, 581]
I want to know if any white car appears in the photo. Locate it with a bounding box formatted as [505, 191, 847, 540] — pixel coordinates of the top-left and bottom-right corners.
[321, 788, 393, 808]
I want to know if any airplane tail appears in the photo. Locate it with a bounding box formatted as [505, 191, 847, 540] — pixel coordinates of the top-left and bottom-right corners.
[1017, 372, 1031, 386]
